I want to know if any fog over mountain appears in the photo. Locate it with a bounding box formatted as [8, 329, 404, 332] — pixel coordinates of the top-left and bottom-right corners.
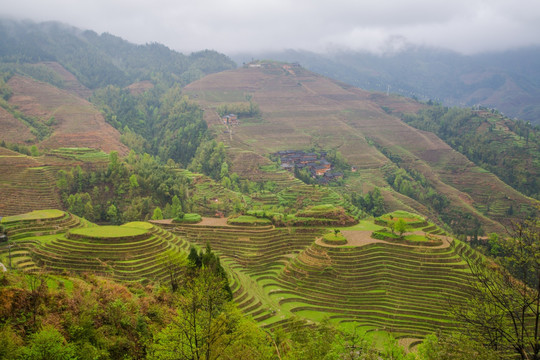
[2, 0, 540, 54]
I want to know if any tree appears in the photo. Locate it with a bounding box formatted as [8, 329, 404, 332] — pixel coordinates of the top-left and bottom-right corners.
[106, 203, 120, 224]
[108, 151, 120, 174]
[328, 326, 378, 360]
[417, 333, 499, 360]
[0, 325, 23, 360]
[152, 207, 163, 220]
[188, 246, 202, 268]
[129, 174, 139, 189]
[149, 268, 237, 360]
[20, 326, 77, 360]
[454, 213, 540, 359]
[171, 195, 184, 219]
[394, 219, 407, 238]
[220, 162, 229, 180]
[30, 145, 39, 157]
[83, 201, 95, 222]
[158, 252, 187, 292]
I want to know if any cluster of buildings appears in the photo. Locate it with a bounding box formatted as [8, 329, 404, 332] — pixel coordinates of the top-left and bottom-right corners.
[273, 150, 344, 184]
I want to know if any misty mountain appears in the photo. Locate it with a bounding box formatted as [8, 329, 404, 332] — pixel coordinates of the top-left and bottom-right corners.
[0, 18, 237, 89]
[232, 47, 540, 124]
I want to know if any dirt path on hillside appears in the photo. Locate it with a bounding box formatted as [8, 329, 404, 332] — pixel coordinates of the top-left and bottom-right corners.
[197, 217, 230, 226]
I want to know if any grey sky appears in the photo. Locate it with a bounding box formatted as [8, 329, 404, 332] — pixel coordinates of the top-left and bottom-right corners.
[3, 0, 540, 54]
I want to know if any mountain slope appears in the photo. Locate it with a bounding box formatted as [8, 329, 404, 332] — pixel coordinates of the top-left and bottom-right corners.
[233, 47, 540, 124]
[3, 74, 128, 154]
[185, 63, 537, 234]
[0, 147, 62, 215]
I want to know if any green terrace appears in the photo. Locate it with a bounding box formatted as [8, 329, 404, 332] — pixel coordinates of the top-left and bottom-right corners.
[0, 210, 189, 285]
[1, 208, 482, 342]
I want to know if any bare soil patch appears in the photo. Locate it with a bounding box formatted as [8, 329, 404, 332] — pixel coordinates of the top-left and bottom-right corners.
[197, 217, 230, 227]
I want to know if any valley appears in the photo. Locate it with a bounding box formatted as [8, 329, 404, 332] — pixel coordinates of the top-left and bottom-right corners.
[0, 19, 539, 359]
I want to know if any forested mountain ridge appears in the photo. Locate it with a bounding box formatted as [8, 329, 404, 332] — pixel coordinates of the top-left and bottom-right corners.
[0, 18, 238, 167]
[0, 18, 236, 89]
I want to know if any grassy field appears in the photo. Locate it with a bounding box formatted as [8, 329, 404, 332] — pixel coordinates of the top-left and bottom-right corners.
[227, 215, 272, 226]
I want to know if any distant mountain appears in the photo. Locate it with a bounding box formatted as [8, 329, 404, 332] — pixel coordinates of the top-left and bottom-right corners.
[232, 47, 540, 124]
[0, 18, 237, 89]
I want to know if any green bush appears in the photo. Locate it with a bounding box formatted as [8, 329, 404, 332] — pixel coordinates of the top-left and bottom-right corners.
[322, 232, 347, 245]
[227, 215, 271, 226]
[173, 213, 202, 224]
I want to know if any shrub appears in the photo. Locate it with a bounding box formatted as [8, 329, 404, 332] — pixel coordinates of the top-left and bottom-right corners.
[227, 215, 271, 226]
[173, 213, 202, 224]
[322, 232, 347, 245]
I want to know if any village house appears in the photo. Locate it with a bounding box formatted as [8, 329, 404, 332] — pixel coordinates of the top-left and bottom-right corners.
[222, 114, 239, 125]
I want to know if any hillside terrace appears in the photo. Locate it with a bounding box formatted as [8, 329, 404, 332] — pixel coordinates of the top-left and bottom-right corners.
[272, 150, 343, 183]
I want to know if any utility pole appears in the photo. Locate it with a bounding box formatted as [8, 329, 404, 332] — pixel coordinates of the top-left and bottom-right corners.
[8, 239, 12, 270]
[8, 244, 11, 269]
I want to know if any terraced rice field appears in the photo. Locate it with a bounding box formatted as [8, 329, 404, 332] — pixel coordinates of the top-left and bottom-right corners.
[185, 64, 537, 234]
[0, 148, 62, 216]
[164, 218, 474, 339]
[0, 210, 189, 284]
[1, 208, 477, 341]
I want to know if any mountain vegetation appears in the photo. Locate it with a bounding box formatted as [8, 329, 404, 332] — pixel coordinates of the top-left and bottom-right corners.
[401, 105, 540, 200]
[0, 19, 539, 359]
[0, 19, 236, 89]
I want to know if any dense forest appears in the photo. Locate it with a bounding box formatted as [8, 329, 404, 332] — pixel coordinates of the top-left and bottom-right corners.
[90, 85, 208, 167]
[56, 146, 252, 224]
[0, 19, 236, 89]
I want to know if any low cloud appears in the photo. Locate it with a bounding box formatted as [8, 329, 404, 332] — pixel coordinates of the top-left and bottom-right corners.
[2, 0, 540, 54]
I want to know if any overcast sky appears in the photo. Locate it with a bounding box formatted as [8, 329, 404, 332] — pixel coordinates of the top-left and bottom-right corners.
[3, 0, 540, 55]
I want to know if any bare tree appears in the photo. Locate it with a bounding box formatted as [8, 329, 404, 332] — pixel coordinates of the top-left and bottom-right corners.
[456, 214, 540, 359]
